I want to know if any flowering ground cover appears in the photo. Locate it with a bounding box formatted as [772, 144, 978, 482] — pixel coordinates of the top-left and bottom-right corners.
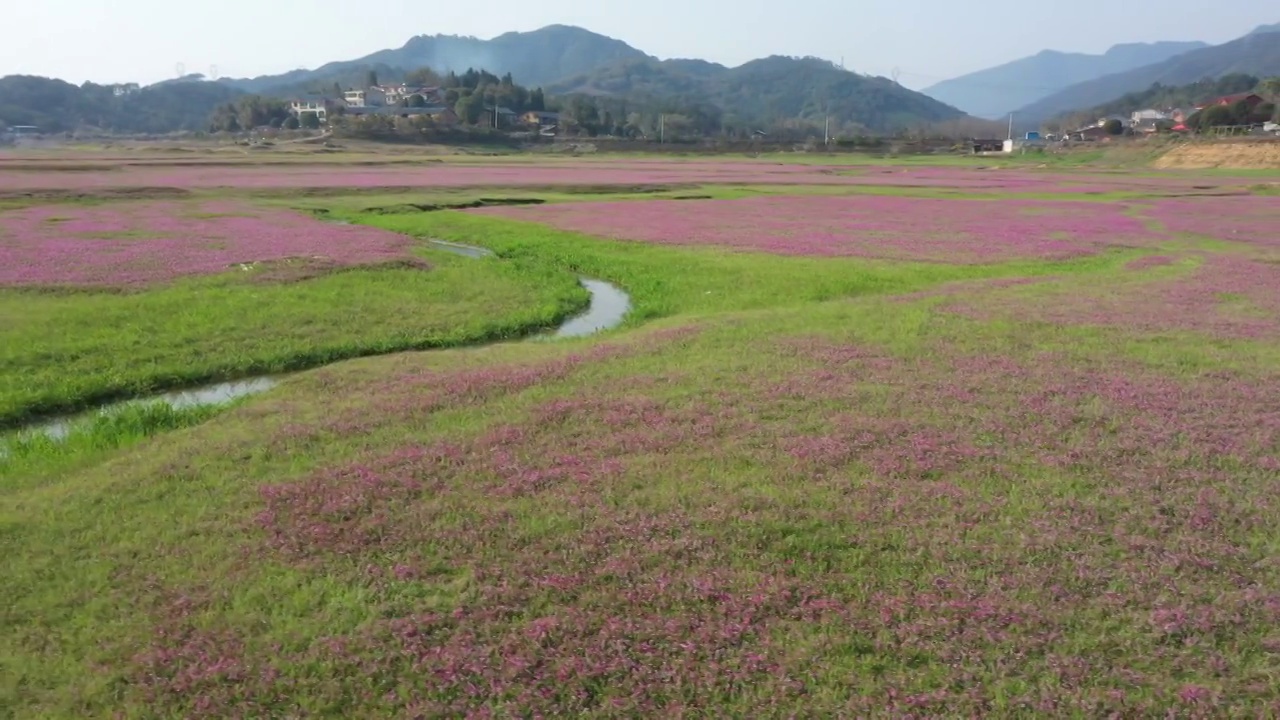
[946, 253, 1280, 340]
[472, 194, 1161, 262]
[0, 224, 588, 426]
[2, 157, 1264, 196]
[0, 200, 418, 286]
[5, 283, 1278, 716]
[4, 168, 1280, 716]
[1148, 195, 1280, 254]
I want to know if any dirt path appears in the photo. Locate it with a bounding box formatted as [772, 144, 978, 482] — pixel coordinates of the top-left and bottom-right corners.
[1154, 140, 1280, 169]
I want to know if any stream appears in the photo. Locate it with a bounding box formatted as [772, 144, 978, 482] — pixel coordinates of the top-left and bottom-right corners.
[7, 239, 630, 446]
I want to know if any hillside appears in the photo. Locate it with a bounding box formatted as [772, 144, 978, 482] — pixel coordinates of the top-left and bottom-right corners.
[1051, 74, 1268, 128]
[922, 40, 1207, 119]
[1013, 26, 1280, 128]
[549, 56, 969, 133]
[223, 25, 649, 94]
[0, 76, 245, 134]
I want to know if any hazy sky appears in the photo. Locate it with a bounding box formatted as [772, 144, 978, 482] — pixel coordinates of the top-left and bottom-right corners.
[4, 1, 1275, 89]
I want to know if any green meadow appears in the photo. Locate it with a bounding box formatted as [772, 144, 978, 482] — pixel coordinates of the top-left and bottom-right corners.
[3, 153, 1278, 717]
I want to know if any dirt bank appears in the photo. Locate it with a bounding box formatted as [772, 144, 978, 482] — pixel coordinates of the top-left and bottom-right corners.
[1154, 140, 1280, 170]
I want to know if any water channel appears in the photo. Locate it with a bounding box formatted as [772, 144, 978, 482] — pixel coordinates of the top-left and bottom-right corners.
[7, 239, 630, 446]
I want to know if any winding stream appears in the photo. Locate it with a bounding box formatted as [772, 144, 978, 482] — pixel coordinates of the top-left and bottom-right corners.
[8, 239, 630, 445]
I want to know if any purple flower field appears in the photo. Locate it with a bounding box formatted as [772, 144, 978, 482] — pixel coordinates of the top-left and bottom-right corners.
[116, 321, 1280, 716]
[1150, 196, 1280, 252]
[0, 200, 417, 286]
[0, 159, 1261, 194]
[8, 155, 1280, 718]
[948, 252, 1280, 339]
[474, 194, 1161, 262]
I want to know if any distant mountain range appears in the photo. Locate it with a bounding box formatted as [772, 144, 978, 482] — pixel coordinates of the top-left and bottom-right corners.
[1010, 24, 1280, 128]
[222, 25, 648, 94]
[212, 24, 969, 133]
[922, 41, 1209, 119]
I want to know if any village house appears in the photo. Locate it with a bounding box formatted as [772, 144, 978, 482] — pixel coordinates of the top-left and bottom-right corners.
[375, 84, 444, 106]
[343, 88, 374, 108]
[1194, 92, 1264, 112]
[344, 85, 444, 109]
[970, 138, 1003, 153]
[112, 83, 141, 97]
[1067, 125, 1112, 141]
[288, 98, 341, 123]
[1130, 108, 1170, 125]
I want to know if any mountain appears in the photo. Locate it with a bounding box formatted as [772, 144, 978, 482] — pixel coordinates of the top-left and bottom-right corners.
[921, 40, 1208, 119]
[1014, 26, 1280, 128]
[549, 55, 968, 133]
[0, 75, 245, 134]
[223, 25, 649, 93]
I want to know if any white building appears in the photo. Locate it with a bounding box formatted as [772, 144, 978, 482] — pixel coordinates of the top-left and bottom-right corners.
[1131, 108, 1170, 124]
[289, 99, 337, 123]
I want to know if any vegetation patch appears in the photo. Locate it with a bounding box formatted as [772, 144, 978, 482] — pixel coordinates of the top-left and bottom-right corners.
[4, 160, 1280, 717]
[0, 200, 420, 287]
[0, 238, 587, 427]
[470, 194, 1163, 262]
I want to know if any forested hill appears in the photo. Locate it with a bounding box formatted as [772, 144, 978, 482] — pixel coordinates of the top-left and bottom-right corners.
[1050, 74, 1277, 129]
[549, 56, 969, 134]
[222, 25, 649, 93]
[0, 76, 245, 134]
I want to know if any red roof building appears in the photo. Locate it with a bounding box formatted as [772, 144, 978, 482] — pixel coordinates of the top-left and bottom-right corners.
[1194, 93, 1264, 111]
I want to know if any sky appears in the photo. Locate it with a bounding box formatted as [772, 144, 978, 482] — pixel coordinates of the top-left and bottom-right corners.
[3, 1, 1276, 89]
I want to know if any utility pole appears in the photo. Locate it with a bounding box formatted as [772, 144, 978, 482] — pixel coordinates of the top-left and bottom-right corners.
[824, 114, 830, 147]
[1007, 112, 1014, 140]
[659, 114, 664, 144]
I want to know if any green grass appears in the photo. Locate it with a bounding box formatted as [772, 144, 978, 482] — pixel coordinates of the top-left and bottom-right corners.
[0, 244, 587, 429]
[1, 402, 230, 490]
[3, 171, 1279, 716]
[5, 275, 1277, 715]
[350, 210, 1144, 326]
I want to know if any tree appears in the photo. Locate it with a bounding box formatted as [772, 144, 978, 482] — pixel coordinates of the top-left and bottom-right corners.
[454, 93, 485, 124]
[1261, 77, 1280, 101]
[405, 67, 442, 88]
[529, 88, 545, 112]
[283, 116, 300, 130]
[1197, 104, 1235, 129]
[407, 93, 427, 108]
[1103, 118, 1124, 135]
[332, 82, 343, 98]
[299, 112, 321, 129]
[364, 70, 378, 89]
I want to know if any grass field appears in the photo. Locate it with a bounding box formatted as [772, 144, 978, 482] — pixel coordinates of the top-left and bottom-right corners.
[2, 149, 1279, 717]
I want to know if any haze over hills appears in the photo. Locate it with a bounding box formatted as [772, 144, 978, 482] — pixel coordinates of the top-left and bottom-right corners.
[213, 24, 973, 134]
[1011, 24, 1280, 128]
[921, 41, 1209, 119]
[222, 25, 650, 93]
[549, 56, 969, 133]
